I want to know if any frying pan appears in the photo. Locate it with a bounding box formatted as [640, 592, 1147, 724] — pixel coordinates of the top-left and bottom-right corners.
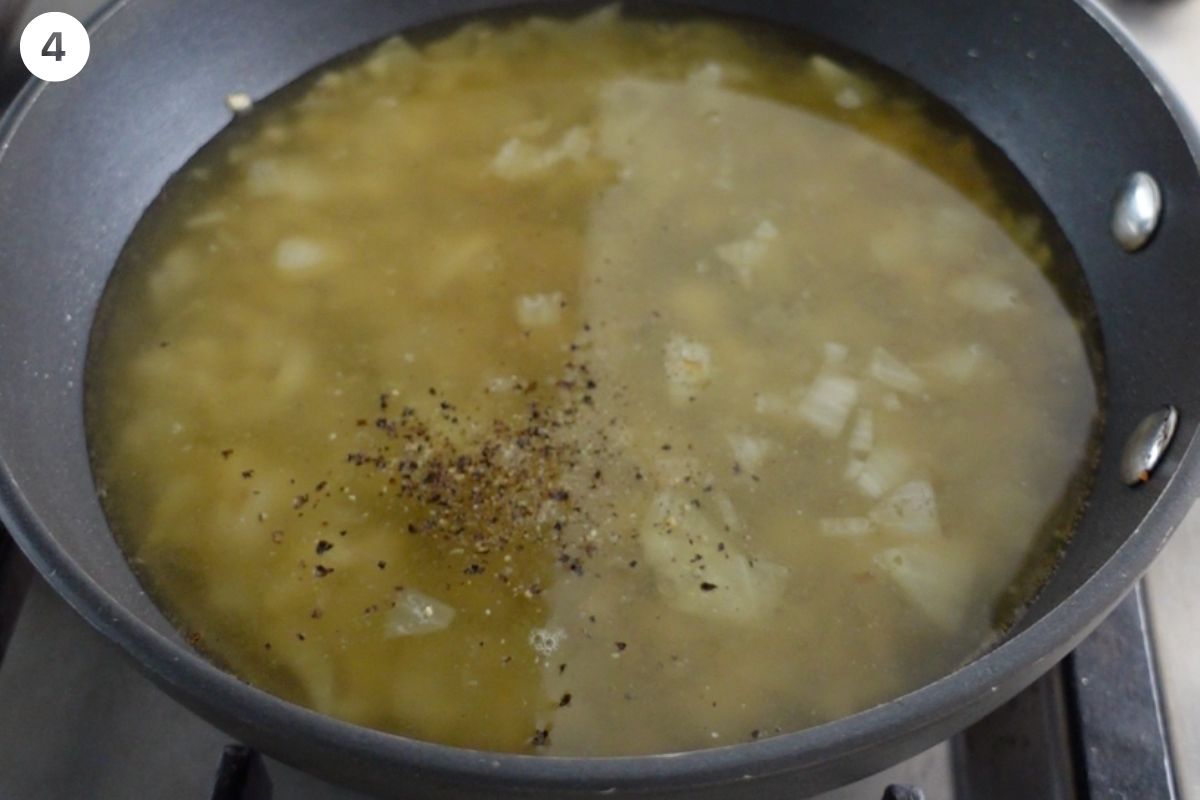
[1, 1, 1198, 797]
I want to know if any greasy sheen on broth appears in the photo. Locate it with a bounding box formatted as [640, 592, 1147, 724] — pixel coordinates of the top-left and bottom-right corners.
[87, 8, 1100, 756]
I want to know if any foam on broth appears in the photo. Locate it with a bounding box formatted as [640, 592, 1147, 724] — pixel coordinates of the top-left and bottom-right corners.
[86, 7, 1100, 755]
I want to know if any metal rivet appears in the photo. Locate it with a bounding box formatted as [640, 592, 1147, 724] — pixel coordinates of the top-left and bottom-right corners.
[1112, 171, 1162, 252]
[1121, 406, 1178, 486]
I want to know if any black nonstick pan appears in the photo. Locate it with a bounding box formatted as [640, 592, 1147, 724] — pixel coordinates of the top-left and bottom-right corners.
[0, 1, 1198, 798]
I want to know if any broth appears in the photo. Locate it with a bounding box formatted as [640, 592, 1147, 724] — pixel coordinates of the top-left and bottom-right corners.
[87, 7, 1100, 756]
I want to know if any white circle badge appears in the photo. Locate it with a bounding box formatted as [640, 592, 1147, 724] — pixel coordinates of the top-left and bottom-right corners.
[20, 12, 91, 83]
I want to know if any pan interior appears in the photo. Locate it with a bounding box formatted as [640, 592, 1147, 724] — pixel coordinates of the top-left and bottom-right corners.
[82, 7, 1103, 757]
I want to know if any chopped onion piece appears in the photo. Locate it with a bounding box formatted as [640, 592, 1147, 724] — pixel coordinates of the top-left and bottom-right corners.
[950, 275, 1021, 313]
[275, 237, 327, 273]
[714, 492, 742, 532]
[810, 55, 877, 106]
[868, 347, 925, 396]
[854, 446, 911, 499]
[715, 220, 778, 285]
[364, 36, 420, 78]
[927, 343, 987, 384]
[515, 292, 564, 328]
[870, 480, 942, 537]
[687, 61, 725, 87]
[848, 409, 874, 454]
[754, 220, 779, 239]
[490, 126, 592, 179]
[798, 375, 859, 439]
[387, 589, 456, 637]
[754, 392, 791, 417]
[820, 517, 874, 538]
[810, 54, 855, 87]
[664, 334, 714, 403]
[641, 491, 788, 624]
[184, 210, 227, 229]
[575, 3, 619, 27]
[685, 58, 750, 89]
[245, 158, 323, 200]
[873, 545, 975, 632]
[835, 87, 863, 110]
[823, 341, 849, 365]
[881, 392, 902, 412]
[843, 458, 865, 481]
[148, 248, 198, 305]
[727, 434, 773, 472]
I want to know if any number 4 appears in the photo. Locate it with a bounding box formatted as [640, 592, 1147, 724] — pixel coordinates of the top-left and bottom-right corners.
[42, 31, 65, 62]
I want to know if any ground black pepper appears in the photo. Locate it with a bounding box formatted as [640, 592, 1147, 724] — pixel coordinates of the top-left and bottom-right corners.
[342, 348, 638, 597]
